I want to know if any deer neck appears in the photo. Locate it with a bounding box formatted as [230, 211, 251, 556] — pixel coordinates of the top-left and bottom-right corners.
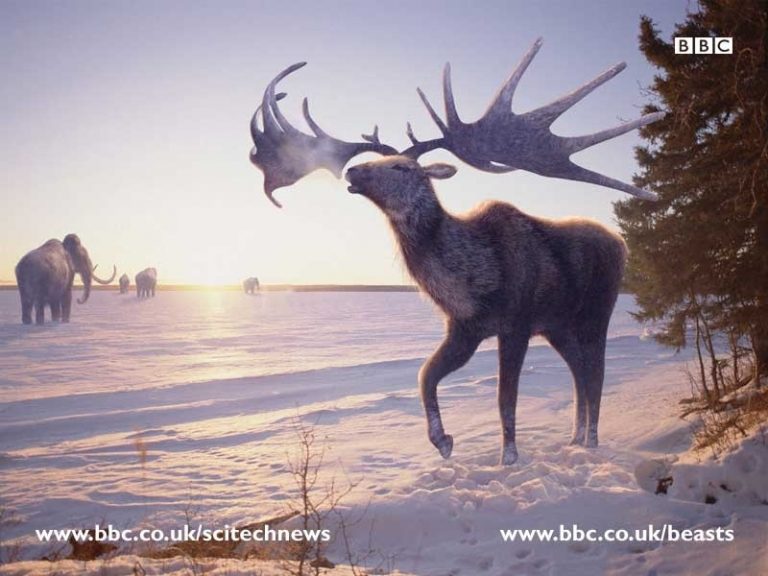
[388, 193, 446, 269]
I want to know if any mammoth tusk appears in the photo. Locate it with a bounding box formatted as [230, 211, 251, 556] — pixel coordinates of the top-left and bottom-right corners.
[92, 264, 117, 285]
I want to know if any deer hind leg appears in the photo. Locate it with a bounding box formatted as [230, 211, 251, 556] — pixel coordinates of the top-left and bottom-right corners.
[497, 331, 530, 465]
[548, 329, 589, 446]
[419, 323, 481, 459]
[580, 337, 607, 447]
[552, 328, 608, 447]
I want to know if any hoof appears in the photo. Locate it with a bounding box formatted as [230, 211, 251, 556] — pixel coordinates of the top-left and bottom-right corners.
[501, 447, 518, 466]
[436, 434, 453, 459]
[570, 426, 586, 446]
[585, 437, 599, 448]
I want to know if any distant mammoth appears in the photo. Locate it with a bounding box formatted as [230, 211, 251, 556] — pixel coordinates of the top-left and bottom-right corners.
[119, 273, 130, 294]
[15, 233, 117, 325]
[243, 276, 260, 294]
[135, 268, 157, 298]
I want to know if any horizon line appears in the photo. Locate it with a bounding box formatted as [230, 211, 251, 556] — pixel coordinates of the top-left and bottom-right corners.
[0, 283, 419, 293]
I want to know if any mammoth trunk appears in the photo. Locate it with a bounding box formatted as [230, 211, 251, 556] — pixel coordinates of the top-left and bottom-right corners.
[76, 264, 116, 303]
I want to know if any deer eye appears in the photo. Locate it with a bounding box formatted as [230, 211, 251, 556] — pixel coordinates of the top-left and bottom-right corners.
[390, 165, 410, 172]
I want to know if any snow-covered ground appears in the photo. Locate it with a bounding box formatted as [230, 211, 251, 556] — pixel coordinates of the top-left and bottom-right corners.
[0, 291, 766, 575]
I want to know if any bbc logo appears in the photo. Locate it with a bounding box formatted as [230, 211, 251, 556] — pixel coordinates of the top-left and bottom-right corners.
[675, 37, 733, 54]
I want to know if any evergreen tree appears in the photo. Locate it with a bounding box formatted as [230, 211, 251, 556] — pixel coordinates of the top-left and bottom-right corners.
[615, 0, 768, 390]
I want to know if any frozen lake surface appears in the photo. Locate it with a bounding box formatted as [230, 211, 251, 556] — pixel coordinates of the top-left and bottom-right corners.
[0, 291, 642, 402]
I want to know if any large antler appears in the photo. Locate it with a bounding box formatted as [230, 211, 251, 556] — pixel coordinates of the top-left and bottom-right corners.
[404, 38, 663, 200]
[249, 62, 397, 207]
[249, 41, 663, 206]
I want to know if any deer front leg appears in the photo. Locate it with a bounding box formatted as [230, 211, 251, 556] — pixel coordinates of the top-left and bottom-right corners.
[498, 331, 530, 465]
[419, 324, 481, 459]
[547, 330, 587, 445]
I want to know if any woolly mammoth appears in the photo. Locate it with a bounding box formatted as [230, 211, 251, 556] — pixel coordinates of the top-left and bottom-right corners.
[15, 233, 116, 325]
[135, 268, 157, 298]
[119, 273, 130, 294]
[243, 277, 260, 294]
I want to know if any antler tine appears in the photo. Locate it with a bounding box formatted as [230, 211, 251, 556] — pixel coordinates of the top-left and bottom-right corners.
[442, 63, 462, 127]
[401, 121, 447, 159]
[564, 111, 665, 154]
[416, 87, 449, 135]
[362, 125, 380, 144]
[261, 62, 307, 137]
[406, 122, 417, 145]
[250, 103, 265, 145]
[301, 98, 331, 139]
[269, 92, 303, 138]
[401, 82, 455, 159]
[563, 162, 658, 201]
[527, 62, 627, 126]
[251, 92, 288, 144]
[486, 37, 543, 119]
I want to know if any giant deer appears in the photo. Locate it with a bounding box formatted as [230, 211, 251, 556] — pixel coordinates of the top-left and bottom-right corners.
[248, 39, 662, 465]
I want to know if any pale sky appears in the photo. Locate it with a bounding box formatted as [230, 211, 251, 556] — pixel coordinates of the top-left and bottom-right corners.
[1, 0, 688, 285]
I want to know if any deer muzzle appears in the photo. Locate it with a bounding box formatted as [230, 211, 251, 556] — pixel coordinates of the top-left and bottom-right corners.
[345, 166, 367, 194]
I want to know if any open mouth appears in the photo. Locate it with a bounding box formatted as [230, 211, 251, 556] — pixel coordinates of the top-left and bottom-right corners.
[345, 171, 365, 194]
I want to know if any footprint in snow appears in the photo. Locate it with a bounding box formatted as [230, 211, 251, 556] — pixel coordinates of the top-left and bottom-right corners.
[515, 548, 532, 559]
[478, 556, 494, 571]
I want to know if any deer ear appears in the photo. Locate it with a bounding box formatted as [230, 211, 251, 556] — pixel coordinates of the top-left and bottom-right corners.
[423, 163, 457, 180]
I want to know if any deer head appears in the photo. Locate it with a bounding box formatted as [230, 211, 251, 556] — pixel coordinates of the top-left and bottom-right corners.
[346, 156, 455, 221]
[249, 39, 663, 208]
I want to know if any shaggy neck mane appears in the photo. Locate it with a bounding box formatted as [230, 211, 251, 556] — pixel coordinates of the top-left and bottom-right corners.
[387, 183, 446, 266]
